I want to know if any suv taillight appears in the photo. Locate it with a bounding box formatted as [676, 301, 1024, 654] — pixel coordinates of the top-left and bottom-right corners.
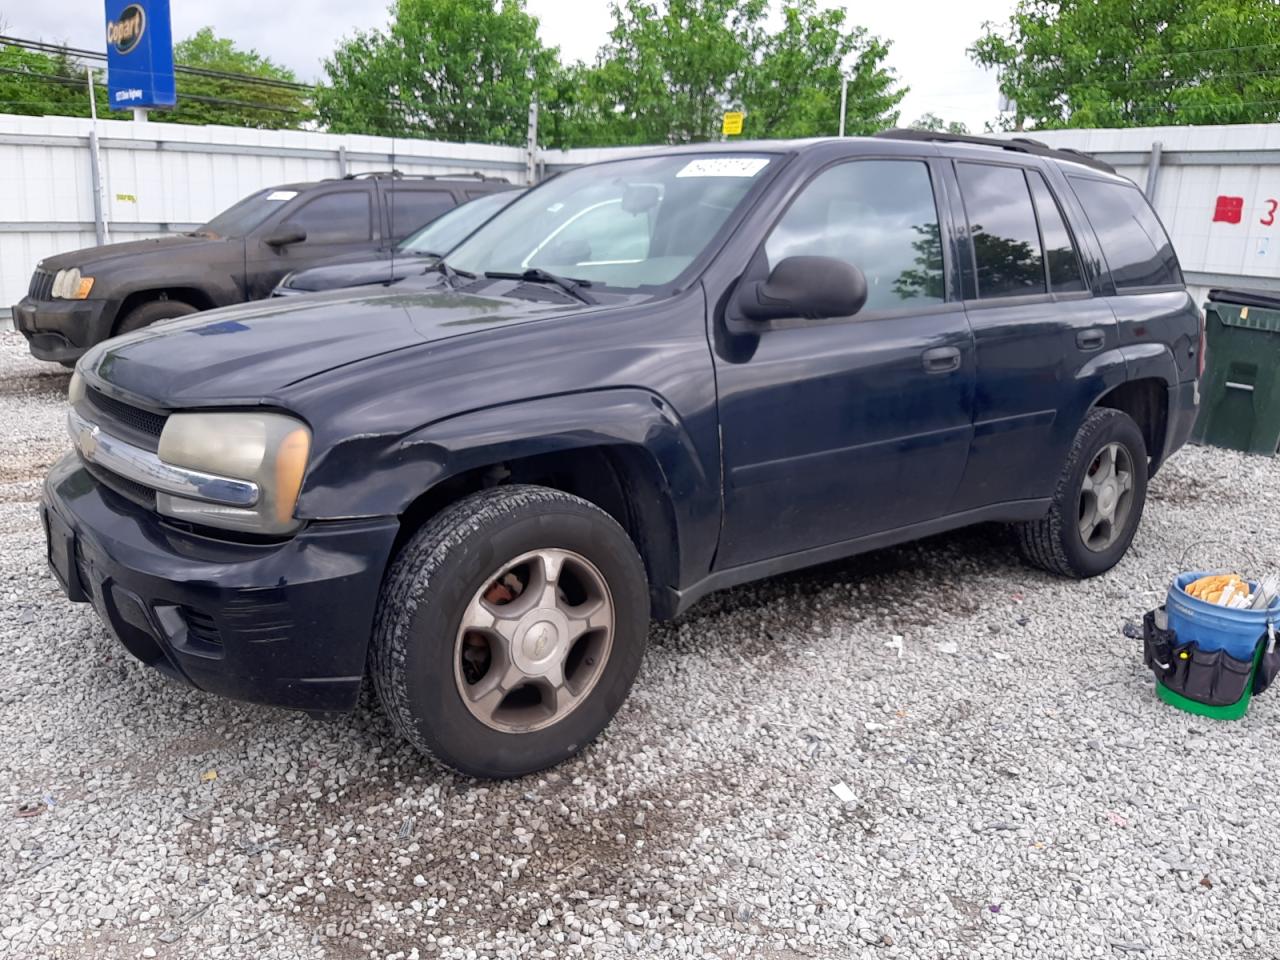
[1197, 308, 1207, 379]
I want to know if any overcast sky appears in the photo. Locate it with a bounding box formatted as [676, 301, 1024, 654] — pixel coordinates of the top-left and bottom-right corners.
[4, 0, 1014, 131]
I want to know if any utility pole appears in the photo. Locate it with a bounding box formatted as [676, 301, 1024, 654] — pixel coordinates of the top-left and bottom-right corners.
[526, 96, 539, 185]
[838, 76, 848, 137]
[86, 67, 108, 246]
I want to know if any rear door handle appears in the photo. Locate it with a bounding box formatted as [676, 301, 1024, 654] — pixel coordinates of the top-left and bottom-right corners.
[921, 346, 962, 374]
[1076, 328, 1106, 351]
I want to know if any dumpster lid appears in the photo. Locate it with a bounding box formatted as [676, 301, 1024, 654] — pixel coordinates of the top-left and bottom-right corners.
[1207, 287, 1280, 311]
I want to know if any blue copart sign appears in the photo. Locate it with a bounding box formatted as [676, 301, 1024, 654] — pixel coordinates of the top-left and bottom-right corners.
[105, 0, 176, 110]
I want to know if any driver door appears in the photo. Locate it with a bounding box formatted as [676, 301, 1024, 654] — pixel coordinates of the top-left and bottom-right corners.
[712, 158, 976, 569]
[243, 189, 377, 299]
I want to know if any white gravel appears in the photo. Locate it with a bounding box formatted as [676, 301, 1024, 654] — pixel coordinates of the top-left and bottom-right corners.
[1, 329, 1278, 960]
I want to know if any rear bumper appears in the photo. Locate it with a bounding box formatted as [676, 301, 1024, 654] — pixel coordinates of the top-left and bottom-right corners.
[1158, 378, 1200, 471]
[13, 296, 117, 363]
[42, 453, 399, 713]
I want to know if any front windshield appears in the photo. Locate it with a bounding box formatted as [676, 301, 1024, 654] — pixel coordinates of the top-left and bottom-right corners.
[399, 190, 522, 255]
[446, 153, 775, 288]
[198, 187, 299, 239]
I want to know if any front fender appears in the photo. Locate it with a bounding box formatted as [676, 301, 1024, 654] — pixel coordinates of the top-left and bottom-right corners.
[299, 388, 720, 588]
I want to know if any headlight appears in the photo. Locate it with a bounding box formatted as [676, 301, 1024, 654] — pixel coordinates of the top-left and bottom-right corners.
[156, 412, 311, 535]
[52, 268, 94, 299]
[68, 370, 85, 405]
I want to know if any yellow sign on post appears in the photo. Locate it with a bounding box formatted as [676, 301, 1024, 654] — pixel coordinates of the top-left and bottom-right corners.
[722, 111, 744, 136]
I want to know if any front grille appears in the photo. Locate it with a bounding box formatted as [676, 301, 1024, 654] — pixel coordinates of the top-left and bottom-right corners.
[181, 607, 222, 647]
[84, 460, 157, 511]
[28, 269, 54, 301]
[86, 387, 168, 443]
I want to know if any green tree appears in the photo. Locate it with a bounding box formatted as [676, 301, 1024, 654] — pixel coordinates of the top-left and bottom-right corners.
[316, 0, 556, 144]
[0, 40, 108, 117]
[544, 0, 903, 147]
[150, 27, 313, 129]
[910, 112, 969, 135]
[971, 0, 1280, 129]
[742, 0, 902, 139]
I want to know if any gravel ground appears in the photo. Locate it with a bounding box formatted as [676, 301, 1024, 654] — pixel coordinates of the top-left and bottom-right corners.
[1, 330, 1279, 960]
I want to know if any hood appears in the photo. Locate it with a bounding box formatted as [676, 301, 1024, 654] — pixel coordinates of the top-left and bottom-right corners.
[38, 235, 232, 272]
[282, 253, 431, 293]
[81, 283, 598, 404]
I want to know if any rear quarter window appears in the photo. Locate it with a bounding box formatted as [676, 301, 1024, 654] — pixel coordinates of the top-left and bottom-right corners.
[1069, 177, 1182, 289]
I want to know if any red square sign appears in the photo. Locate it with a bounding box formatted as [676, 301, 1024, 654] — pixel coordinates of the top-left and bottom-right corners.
[1213, 195, 1244, 224]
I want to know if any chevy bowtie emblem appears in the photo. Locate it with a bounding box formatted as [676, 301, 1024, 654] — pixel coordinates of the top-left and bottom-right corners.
[79, 424, 101, 459]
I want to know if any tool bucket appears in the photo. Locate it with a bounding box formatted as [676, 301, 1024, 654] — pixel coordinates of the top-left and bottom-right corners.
[1152, 573, 1280, 719]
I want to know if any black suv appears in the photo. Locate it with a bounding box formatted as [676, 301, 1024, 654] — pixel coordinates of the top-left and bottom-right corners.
[43, 133, 1202, 778]
[13, 172, 513, 364]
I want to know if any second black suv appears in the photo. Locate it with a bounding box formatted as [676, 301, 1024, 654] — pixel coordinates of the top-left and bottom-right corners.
[13, 172, 513, 364]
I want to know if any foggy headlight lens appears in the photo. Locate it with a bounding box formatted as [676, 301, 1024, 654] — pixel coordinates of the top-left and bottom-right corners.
[156, 411, 311, 535]
[52, 268, 92, 299]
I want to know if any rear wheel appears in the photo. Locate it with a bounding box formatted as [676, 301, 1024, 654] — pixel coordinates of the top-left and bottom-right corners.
[115, 298, 197, 336]
[370, 485, 649, 779]
[1016, 407, 1149, 578]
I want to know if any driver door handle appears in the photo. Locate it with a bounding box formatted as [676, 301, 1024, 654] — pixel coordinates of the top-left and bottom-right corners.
[922, 346, 962, 374]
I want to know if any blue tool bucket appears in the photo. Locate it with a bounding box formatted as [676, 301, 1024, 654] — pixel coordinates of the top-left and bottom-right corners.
[1166, 572, 1279, 659]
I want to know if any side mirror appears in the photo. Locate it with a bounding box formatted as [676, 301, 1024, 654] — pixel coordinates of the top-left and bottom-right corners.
[264, 226, 306, 248]
[737, 256, 868, 322]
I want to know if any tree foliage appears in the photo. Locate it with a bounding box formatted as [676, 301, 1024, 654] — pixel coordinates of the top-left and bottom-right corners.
[971, 0, 1280, 129]
[0, 41, 108, 118]
[316, 0, 556, 145]
[545, 0, 904, 147]
[153, 27, 313, 129]
[910, 112, 969, 135]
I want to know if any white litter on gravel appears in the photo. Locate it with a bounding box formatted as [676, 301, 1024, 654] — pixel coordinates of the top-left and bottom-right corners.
[1, 331, 1278, 959]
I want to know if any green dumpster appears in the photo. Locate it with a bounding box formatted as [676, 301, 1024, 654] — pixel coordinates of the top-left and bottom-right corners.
[1191, 289, 1280, 455]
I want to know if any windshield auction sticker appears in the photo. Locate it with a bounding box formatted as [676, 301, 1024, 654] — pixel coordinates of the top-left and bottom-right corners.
[266, 190, 299, 201]
[675, 158, 769, 178]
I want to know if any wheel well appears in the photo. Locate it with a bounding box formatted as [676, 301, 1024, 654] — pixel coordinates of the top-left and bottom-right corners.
[114, 287, 213, 333]
[1095, 378, 1169, 468]
[394, 445, 679, 605]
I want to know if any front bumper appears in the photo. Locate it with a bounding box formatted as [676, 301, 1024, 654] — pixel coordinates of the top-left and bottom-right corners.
[42, 453, 399, 713]
[12, 296, 116, 363]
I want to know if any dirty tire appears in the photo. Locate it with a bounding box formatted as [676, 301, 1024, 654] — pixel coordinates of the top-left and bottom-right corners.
[370, 485, 650, 779]
[115, 299, 198, 336]
[1016, 407, 1148, 579]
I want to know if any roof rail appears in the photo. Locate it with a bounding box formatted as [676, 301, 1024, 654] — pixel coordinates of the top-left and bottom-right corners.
[873, 128, 1116, 175]
[339, 170, 509, 182]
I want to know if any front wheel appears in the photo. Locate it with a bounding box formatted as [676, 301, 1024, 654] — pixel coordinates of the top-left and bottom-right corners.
[370, 485, 650, 779]
[1016, 407, 1149, 579]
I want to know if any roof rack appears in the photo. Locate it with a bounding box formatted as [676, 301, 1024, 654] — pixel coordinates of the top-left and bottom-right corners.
[873, 128, 1116, 175]
[339, 170, 509, 182]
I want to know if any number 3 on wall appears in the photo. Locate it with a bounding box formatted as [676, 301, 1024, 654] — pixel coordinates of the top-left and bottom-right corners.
[1262, 199, 1278, 226]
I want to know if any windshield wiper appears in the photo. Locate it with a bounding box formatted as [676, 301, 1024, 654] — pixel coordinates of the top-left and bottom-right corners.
[484, 268, 597, 305]
[428, 259, 475, 286]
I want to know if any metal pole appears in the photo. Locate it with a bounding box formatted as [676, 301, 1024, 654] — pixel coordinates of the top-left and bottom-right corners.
[338, 144, 348, 177]
[526, 96, 539, 185]
[86, 68, 107, 246]
[132, 107, 147, 123]
[838, 77, 848, 137]
[1145, 141, 1164, 199]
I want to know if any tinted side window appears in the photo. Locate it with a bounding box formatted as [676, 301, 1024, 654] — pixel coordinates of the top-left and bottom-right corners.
[957, 163, 1046, 299]
[1070, 177, 1181, 289]
[765, 160, 944, 312]
[283, 191, 372, 243]
[388, 189, 456, 241]
[1027, 172, 1085, 293]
